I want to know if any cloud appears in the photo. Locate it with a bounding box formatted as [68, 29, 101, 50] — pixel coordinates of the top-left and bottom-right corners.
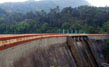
[86, 0, 109, 7]
[0, 0, 27, 3]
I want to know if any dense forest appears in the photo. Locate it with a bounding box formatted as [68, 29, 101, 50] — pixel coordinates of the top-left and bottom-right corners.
[0, 6, 109, 34]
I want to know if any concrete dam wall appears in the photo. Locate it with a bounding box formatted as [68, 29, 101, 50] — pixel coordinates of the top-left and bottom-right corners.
[0, 34, 108, 67]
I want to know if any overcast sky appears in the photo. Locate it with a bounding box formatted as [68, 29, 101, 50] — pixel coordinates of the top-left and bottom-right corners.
[0, 0, 109, 7]
[86, 0, 109, 7]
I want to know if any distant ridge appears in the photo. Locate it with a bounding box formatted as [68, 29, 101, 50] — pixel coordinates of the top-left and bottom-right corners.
[0, 0, 90, 13]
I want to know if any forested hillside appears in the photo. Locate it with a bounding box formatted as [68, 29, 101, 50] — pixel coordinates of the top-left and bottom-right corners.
[0, 0, 89, 13]
[0, 6, 109, 34]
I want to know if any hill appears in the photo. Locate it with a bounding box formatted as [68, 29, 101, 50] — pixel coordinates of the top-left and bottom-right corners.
[0, 0, 89, 13]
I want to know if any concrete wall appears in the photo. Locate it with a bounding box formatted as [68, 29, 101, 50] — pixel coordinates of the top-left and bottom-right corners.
[90, 40, 107, 63]
[0, 36, 107, 67]
[0, 37, 76, 67]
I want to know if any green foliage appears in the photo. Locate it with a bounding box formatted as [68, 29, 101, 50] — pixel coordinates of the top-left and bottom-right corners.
[105, 40, 109, 55]
[40, 23, 48, 33]
[103, 21, 109, 33]
[62, 22, 71, 29]
[106, 40, 109, 46]
[84, 25, 95, 33]
[105, 49, 109, 55]
[0, 6, 108, 34]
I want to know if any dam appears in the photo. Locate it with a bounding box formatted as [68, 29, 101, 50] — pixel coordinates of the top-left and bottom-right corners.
[0, 34, 109, 67]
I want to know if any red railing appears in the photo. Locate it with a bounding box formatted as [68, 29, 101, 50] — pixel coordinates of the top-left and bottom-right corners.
[0, 34, 67, 51]
[0, 34, 108, 51]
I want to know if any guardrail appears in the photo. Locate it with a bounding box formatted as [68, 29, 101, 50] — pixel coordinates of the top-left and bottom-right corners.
[0, 34, 67, 51]
[0, 34, 108, 51]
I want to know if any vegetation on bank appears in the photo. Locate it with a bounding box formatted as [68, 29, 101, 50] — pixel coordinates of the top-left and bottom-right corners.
[0, 6, 109, 34]
[105, 40, 109, 55]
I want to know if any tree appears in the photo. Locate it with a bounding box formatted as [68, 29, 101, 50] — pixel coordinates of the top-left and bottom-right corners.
[103, 21, 109, 33]
[40, 23, 48, 33]
[0, 6, 109, 34]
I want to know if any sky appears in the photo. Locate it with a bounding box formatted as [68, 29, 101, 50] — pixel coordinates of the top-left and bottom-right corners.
[0, 0, 40, 3]
[0, 0, 109, 7]
[86, 0, 109, 7]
